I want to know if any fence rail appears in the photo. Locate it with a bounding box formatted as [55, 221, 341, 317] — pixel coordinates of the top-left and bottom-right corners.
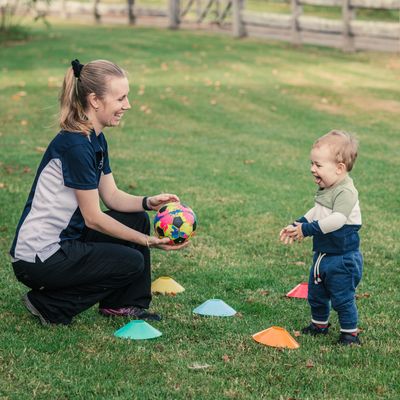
[16, 0, 400, 52]
[235, 0, 400, 52]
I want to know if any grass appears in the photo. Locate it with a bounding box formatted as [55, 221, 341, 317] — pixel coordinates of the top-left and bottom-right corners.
[0, 21, 400, 399]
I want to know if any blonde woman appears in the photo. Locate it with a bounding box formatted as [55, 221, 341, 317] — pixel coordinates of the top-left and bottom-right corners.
[10, 59, 186, 325]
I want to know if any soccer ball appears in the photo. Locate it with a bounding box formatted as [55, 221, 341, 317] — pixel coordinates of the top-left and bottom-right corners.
[153, 203, 197, 245]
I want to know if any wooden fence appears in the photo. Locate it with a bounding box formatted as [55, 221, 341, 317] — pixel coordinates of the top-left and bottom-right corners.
[171, 0, 400, 52]
[28, 0, 400, 52]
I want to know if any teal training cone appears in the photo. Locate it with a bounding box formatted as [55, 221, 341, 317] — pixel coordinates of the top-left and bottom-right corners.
[193, 299, 236, 317]
[114, 320, 162, 340]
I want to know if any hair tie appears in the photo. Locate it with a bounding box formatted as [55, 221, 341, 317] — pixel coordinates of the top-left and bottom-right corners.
[71, 59, 84, 79]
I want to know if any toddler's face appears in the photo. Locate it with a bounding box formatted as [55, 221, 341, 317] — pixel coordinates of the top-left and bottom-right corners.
[310, 145, 343, 189]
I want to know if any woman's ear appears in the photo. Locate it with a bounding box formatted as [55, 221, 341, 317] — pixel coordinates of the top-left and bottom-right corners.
[87, 92, 99, 110]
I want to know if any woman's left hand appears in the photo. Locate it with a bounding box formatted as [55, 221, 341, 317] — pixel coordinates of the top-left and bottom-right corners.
[148, 194, 180, 210]
[147, 235, 190, 251]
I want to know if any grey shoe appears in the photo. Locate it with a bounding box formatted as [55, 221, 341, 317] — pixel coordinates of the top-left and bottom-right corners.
[22, 293, 50, 326]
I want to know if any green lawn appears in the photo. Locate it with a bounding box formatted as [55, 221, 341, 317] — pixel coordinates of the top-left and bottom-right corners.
[0, 21, 399, 399]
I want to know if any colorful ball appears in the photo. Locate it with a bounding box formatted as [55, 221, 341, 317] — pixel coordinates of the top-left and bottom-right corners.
[153, 203, 197, 245]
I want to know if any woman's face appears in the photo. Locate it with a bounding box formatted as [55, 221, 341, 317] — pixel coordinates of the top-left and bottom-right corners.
[96, 77, 131, 129]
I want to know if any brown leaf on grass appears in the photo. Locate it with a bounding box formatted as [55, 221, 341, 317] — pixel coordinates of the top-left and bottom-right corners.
[293, 261, 306, 266]
[235, 312, 244, 318]
[293, 331, 301, 337]
[20, 120, 28, 126]
[48, 77, 62, 88]
[222, 354, 230, 362]
[188, 362, 211, 370]
[129, 182, 138, 190]
[0, 183, 5, 189]
[245, 297, 255, 303]
[23, 167, 31, 173]
[375, 386, 385, 395]
[4, 165, 15, 174]
[356, 293, 371, 299]
[12, 91, 27, 101]
[305, 359, 314, 368]
[35, 146, 46, 153]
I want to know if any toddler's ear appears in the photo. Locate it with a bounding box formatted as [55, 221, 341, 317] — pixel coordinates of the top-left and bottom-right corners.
[336, 162, 347, 174]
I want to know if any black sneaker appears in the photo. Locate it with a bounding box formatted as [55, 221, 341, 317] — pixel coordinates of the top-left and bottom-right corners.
[22, 293, 50, 326]
[338, 332, 361, 346]
[99, 306, 162, 321]
[301, 322, 331, 336]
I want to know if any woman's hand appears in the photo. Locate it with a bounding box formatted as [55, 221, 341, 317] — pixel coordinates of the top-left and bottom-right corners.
[146, 235, 190, 251]
[147, 194, 180, 211]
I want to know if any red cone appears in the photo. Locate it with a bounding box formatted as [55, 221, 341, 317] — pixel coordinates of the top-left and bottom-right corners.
[286, 282, 308, 299]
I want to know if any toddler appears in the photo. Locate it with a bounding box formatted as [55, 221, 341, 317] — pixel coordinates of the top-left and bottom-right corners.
[280, 130, 363, 345]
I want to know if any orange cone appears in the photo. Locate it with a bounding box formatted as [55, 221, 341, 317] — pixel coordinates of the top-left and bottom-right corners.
[286, 282, 308, 299]
[151, 276, 185, 295]
[252, 326, 300, 349]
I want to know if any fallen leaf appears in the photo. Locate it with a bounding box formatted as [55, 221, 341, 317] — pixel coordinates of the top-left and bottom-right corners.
[306, 359, 314, 368]
[20, 120, 28, 126]
[23, 167, 31, 173]
[355, 293, 371, 299]
[35, 146, 46, 153]
[293, 331, 301, 337]
[188, 362, 211, 370]
[0, 183, 5, 189]
[235, 312, 244, 318]
[222, 354, 230, 362]
[129, 182, 138, 189]
[293, 261, 306, 266]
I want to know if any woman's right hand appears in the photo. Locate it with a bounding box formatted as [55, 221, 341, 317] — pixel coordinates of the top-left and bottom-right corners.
[146, 236, 190, 251]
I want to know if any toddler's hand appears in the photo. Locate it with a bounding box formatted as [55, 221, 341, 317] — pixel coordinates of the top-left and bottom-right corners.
[279, 225, 295, 245]
[279, 223, 304, 245]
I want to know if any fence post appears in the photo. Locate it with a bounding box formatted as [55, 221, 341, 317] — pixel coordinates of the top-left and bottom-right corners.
[169, 0, 180, 29]
[127, 0, 135, 25]
[290, 0, 301, 46]
[232, 0, 245, 38]
[342, 0, 355, 52]
[93, 0, 101, 23]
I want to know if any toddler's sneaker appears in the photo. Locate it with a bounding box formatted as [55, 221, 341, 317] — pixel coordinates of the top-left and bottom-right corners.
[338, 332, 361, 346]
[301, 322, 331, 336]
[99, 307, 162, 321]
[22, 293, 50, 326]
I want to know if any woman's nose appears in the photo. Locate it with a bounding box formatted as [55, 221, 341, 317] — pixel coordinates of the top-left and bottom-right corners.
[123, 98, 131, 110]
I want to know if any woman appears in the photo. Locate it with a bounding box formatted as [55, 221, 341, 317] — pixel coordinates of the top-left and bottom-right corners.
[10, 59, 187, 325]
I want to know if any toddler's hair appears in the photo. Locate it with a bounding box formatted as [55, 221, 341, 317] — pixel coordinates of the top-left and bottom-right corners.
[313, 130, 359, 171]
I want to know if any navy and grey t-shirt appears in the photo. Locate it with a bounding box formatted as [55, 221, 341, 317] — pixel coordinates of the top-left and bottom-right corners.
[10, 130, 111, 263]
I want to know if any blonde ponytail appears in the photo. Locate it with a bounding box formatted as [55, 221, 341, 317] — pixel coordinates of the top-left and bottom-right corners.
[59, 59, 126, 136]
